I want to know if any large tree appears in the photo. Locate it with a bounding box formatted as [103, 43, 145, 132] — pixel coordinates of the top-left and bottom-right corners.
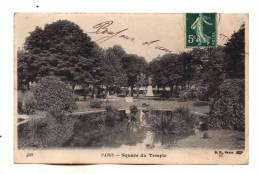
[149, 53, 186, 97]
[178, 52, 196, 89]
[24, 20, 94, 57]
[200, 47, 225, 97]
[18, 20, 96, 90]
[161, 54, 184, 96]
[103, 45, 127, 92]
[183, 47, 226, 99]
[224, 24, 245, 79]
[149, 57, 167, 90]
[121, 54, 148, 96]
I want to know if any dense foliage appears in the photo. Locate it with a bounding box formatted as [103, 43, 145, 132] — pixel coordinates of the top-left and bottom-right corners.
[224, 24, 245, 79]
[122, 54, 148, 96]
[18, 20, 245, 100]
[18, 115, 77, 148]
[18, 91, 36, 115]
[18, 20, 148, 97]
[147, 106, 195, 137]
[148, 24, 244, 100]
[89, 99, 103, 108]
[209, 79, 245, 131]
[18, 20, 96, 90]
[32, 76, 77, 117]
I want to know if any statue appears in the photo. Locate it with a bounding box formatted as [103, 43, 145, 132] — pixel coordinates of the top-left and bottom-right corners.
[191, 13, 213, 45]
[146, 77, 154, 97]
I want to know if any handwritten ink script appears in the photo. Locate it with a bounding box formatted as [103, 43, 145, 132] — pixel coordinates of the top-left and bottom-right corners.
[88, 21, 135, 43]
[88, 20, 172, 53]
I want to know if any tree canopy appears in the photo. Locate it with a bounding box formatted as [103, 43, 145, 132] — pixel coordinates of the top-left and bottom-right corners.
[18, 20, 97, 90]
[224, 24, 245, 79]
[148, 24, 245, 98]
[18, 20, 148, 97]
[18, 20, 245, 99]
[122, 54, 148, 96]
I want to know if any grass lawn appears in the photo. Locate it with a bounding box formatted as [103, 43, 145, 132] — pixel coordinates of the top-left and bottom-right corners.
[175, 129, 245, 149]
[76, 97, 209, 114]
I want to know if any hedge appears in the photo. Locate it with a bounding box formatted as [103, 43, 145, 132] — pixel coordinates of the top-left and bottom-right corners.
[209, 79, 245, 131]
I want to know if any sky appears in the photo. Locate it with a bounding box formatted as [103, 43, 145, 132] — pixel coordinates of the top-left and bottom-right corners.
[14, 13, 247, 62]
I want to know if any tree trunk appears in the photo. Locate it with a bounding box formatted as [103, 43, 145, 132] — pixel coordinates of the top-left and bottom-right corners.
[92, 85, 96, 99]
[105, 86, 109, 98]
[26, 82, 30, 91]
[175, 82, 179, 96]
[97, 87, 101, 98]
[157, 85, 160, 93]
[71, 83, 76, 95]
[72, 83, 76, 91]
[130, 85, 134, 97]
[170, 85, 174, 97]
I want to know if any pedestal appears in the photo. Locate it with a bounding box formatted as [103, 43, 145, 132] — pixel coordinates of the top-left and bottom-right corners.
[146, 85, 154, 97]
[125, 97, 134, 103]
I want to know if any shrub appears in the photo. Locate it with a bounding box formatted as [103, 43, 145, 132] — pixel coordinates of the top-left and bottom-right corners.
[209, 79, 245, 131]
[18, 91, 36, 115]
[160, 91, 171, 98]
[148, 106, 195, 137]
[105, 105, 121, 127]
[195, 86, 209, 101]
[18, 115, 77, 148]
[174, 106, 195, 128]
[129, 105, 138, 114]
[179, 89, 196, 101]
[32, 76, 77, 118]
[18, 95, 24, 114]
[89, 99, 102, 108]
[105, 105, 116, 113]
[23, 91, 36, 115]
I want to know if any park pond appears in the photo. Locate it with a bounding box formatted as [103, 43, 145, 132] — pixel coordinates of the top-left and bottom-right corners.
[64, 108, 195, 149]
[17, 106, 245, 149]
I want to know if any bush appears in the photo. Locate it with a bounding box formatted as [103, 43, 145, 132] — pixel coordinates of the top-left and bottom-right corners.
[129, 105, 138, 114]
[18, 91, 36, 115]
[195, 86, 209, 101]
[148, 106, 195, 137]
[18, 95, 24, 114]
[18, 115, 77, 148]
[23, 91, 36, 115]
[32, 77, 77, 118]
[89, 99, 102, 108]
[179, 89, 196, 101]
[105, 105, 121, 127]
[209, 79, 245, 131]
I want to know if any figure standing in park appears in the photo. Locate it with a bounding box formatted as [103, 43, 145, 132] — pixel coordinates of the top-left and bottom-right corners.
[199, 116, 209, 139]
[127, 105, 138, 132]
[191, 13, 213, 45]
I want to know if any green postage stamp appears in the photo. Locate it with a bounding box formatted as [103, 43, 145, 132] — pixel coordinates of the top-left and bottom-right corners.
[186, 13, 216, 47]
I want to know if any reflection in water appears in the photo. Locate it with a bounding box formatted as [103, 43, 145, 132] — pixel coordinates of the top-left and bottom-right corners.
[18, 108, 195, 148]
[66, 108, 194, 148]
[137, 109, 178, 149]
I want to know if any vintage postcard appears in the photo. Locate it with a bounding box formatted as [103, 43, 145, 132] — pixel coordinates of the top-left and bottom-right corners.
[14, 13, 248, 164]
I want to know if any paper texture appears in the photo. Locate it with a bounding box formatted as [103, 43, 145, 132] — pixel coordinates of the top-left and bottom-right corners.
[14, 13, 248, 164]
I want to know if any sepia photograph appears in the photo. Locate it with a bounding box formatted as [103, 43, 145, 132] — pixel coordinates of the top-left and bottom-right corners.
[14, 13, 248, 164]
